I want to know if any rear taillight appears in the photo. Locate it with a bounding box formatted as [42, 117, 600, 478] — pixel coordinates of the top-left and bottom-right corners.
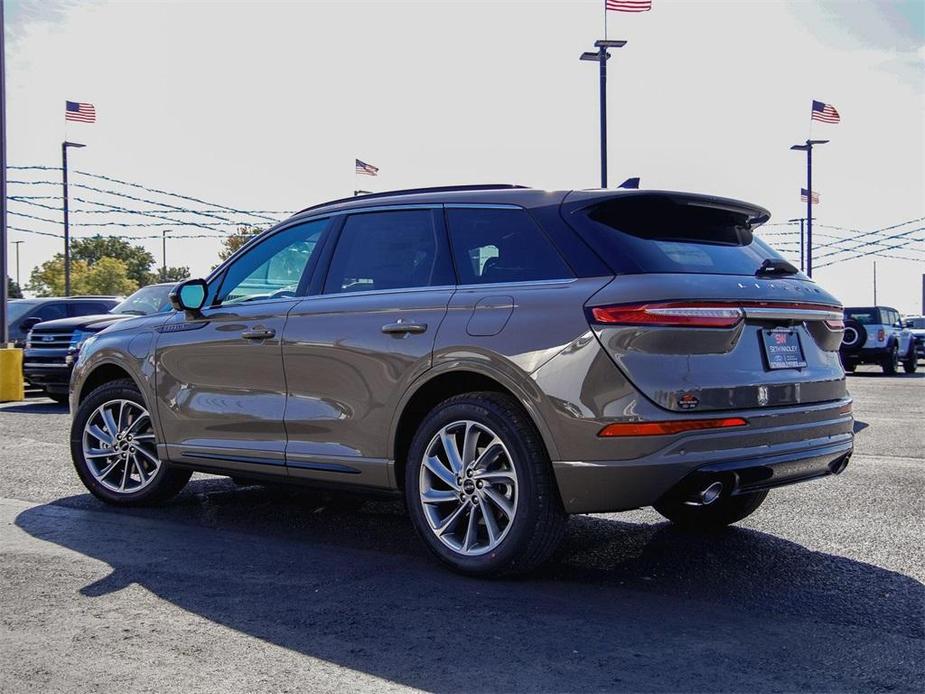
[589, 302, 744, 328]
[598, 417, 748, 437]
[877, 328, 885, 342]
[825, 319, 845, 330]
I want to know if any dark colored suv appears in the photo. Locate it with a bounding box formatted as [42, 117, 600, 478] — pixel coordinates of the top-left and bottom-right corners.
[7, 296, 119, 348]
[68, 186, 853, 575]
[25, 284, 175, 403]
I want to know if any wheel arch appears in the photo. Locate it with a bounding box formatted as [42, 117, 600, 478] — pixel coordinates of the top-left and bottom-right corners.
[390, 365, 559, 489]
[77, 361, 141, 404]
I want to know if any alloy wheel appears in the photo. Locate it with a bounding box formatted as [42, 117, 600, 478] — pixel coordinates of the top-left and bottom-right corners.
[419, 420, 518, 556]
[81, 399, 160, 493]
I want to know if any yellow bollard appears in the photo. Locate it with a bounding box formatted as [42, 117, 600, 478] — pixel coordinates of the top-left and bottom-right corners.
[0, 347, 25, 402]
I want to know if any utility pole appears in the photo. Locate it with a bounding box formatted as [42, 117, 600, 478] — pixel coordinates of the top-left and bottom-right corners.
[0, 0, 8, 344]
[61, 140, 85, 295]
[581, 39, 626, 188]
[873, 261, 877, 305]
[12, 240, 23, 287]
[789, 139, 828, 277]
[162, 229, 169, 281]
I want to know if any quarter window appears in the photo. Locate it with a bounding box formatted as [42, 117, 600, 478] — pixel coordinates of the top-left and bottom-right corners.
[216, 219, 327, 305]
[323, 209, 453, 294]
[446, 208, 573, 285]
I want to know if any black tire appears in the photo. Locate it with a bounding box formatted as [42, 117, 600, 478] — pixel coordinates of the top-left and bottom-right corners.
[404, 391, 566, 576]
[902, 345, 917, 373]
[882, 344, 899, 375]
[654, 490, 768, 529]
[70, 378, 191, 506]
[46, 391, 70, 406]
[838, 353, 856, 372]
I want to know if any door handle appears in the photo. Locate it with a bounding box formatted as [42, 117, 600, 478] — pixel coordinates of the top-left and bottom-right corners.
[241, 328, 276, 340]
[381, 321, 427, 335]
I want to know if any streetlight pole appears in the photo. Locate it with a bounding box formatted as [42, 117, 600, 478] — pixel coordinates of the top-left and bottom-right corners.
[61, 140, 85, 295]
[790, 139, 828, 277]
[0, 0, 9, 344]
[12, 240, 23, 287]
[581, 39, 626, 188]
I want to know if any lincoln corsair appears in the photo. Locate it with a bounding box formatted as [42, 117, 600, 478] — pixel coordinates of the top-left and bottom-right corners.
[69, 185, 853, 575]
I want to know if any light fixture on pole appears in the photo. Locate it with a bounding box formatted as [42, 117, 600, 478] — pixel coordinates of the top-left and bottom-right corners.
[580, 39, 627, 189]
[789, 139, 828, 277]
[61, 140, 86, 295]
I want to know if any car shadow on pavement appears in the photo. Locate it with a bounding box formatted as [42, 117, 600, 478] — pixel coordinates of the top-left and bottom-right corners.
[15, 480, 925, 691]
[0, 401, 67, 414]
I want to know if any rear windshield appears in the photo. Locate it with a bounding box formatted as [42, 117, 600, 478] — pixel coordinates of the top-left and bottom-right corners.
[845, 308, 882, 325]
[571, 196, 788, 276]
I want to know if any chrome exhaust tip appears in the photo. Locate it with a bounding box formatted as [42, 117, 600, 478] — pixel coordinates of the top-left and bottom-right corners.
[685, 481, 724, 506]
[700, 481, 724, 505]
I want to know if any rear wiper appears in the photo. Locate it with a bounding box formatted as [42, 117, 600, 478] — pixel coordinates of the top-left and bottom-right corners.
[756, 258, 799, 276]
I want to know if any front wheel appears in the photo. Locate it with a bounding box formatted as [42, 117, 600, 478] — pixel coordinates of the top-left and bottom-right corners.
[882, 345, 899, 375]
[902, 345, 918, 373]
[405, 392, 566, 576]
[654, 490, 768, 529]
[70, 378, 191, 506]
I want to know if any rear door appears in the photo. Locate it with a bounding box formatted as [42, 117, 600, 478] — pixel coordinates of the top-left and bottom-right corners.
[282, 207, 455, 488]
[565, 192, 846, 412]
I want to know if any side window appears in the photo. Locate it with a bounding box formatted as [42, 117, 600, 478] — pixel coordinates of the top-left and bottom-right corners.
[216, 219, 328, 305]
[72, 302, 111, 317]
[33, 303, 67, 321]
[446, 207, 573, 285]
[323, 209, 453, 294]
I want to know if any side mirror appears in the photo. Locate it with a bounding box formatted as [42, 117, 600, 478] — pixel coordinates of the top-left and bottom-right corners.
[169, 279, 208, 312]
[21, 316, 43, 331]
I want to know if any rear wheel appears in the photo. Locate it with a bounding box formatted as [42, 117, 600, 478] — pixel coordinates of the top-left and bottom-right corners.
[405, 392, 566, 576]
[70, 378, 191, 506]
[654, 490, 768, 529]
[882, 345, 899, 375]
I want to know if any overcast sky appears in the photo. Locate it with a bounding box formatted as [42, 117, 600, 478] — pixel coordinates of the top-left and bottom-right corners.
[4, 0, 924, 312]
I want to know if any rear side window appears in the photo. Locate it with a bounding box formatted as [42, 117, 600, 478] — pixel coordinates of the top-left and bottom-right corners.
[446, 207, 573, 285]
[323, 209, 453, 294]
[571, 195, 785, 276]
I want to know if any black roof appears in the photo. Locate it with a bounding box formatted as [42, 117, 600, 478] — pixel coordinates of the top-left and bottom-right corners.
[289, 185, 771, 225]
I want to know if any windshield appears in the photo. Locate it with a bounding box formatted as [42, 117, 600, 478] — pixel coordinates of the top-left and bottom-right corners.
[7, 300, 39, 324]
[112, 285, 174, 315]
[572, 195, 791, 277]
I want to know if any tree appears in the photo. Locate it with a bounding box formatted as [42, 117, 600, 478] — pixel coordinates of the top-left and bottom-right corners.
[70, 236, 156, 287]
[27, 255, 137, 297]
[77, 257, 138, 296]
[218, 226, 264, 263]
[7, 276, 23, 299]
[159, 266, 191, 283]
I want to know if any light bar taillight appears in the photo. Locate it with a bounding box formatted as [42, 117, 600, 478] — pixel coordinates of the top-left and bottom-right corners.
[590, 302, 745, 328]
[598, 417, 748, 437]
[877, 328, 885, 342]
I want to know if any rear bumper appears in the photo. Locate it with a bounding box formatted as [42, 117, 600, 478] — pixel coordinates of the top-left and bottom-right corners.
[552, 400, 854, 513]
[841, 346, 890, 361]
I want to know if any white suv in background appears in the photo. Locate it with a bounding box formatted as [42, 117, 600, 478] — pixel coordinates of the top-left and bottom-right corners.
[840, 306, 917, 374]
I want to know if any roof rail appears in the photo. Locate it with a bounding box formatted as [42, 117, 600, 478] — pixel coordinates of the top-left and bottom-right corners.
[295, 184, 529, 215]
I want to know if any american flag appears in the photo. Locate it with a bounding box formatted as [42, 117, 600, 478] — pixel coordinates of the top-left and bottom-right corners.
[811, 100, 840, 124]
[801, 188, 820, 205]
[355, 158, 379, 176]
[606, 0, 652, 12]
[65, 101, 96, 123]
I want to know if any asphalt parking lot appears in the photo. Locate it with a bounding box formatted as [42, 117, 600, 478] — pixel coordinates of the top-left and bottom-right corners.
[1, 368, 922, 693]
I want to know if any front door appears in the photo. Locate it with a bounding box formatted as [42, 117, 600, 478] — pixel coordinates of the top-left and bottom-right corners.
[282, 207, 455, 488]
[155, 218, 329, 476]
